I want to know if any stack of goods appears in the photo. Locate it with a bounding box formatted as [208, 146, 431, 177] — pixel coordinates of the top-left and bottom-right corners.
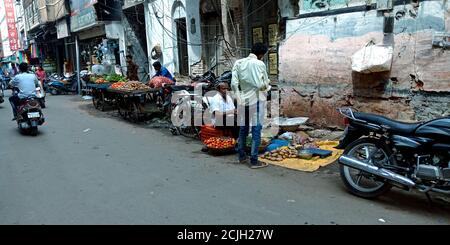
[90, 75, 102, 83]
[148, 76, 174, 88]
[204, 137, 237, 152]
[115, 81, 150, 91]
[261, 147, 298, 162]
[105, 74, 127, 83]
[111, 82, 127, 89]
[200, 125, 227, 142]
[95, 78, 109, 84]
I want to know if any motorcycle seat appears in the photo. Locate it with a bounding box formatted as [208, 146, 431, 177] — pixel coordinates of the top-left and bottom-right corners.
[354, 112, 422, 135]
[171, 85, 194, 92]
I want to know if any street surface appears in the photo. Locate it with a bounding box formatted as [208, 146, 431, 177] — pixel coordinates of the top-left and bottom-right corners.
[0, 91, 449, 225]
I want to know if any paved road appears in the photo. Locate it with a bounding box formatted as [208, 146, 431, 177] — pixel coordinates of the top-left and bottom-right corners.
[0, 91, 449, 225]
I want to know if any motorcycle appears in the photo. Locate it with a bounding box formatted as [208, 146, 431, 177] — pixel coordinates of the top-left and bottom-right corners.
[336, 108, 450, 201]
[1, 74, 11, 91]
[0, 83, 4, 104]
[168, 66, 232, 138]
[47, 73, 78, 95]
[35, 86, 46, 108]
[13, 89, 45, 136]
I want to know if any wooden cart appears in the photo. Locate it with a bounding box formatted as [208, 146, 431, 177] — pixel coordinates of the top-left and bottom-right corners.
[107, 88, 161, 123]
[87, 83, 117, 111]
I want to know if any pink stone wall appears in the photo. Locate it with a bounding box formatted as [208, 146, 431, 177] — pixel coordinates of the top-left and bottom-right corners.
[279, 12, 450, 128]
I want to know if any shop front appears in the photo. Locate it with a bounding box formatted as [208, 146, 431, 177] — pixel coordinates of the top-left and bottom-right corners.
[70, 0, 123, 76]
[26, 26, 65, 75]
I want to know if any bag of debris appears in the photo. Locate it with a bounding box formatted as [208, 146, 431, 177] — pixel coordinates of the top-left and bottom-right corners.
[351, 41, 393, 74]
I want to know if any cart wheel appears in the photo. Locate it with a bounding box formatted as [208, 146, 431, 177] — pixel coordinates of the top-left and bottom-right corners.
[93, 95, 100, 109]
[129, 102, 140, 123]
[180, 126, 200, 139]
[118, 105, 127, 119]
[100, 92, 106, 111]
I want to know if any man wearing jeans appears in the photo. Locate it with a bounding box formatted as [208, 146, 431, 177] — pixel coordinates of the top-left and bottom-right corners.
[231, 43, 271, 169]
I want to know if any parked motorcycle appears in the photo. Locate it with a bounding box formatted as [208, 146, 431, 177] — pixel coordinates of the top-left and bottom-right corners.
[1, 74, 11, 91]
[47, 73, 78, 95]
[13, 89, 45, 136]
[0, 83, 4, 104]
[169, 66, 232, 138]
[336, 108, 450, 201]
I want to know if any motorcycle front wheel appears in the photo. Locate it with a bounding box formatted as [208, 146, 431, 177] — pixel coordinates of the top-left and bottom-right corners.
[339, 138, 392, 199]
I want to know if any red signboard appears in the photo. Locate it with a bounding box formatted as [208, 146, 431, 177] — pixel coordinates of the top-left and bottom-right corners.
[4, 0, 19, 51]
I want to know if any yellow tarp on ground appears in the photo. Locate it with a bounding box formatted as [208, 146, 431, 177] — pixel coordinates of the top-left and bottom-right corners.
[261, 141, 344, 172]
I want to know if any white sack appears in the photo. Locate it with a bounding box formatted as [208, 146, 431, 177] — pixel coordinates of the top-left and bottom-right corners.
[351, 41, 393, 74]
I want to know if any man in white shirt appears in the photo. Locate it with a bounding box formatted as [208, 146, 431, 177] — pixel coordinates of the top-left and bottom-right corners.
[9, 63, 39, 120]
[209, 82, 235, 126]
[231, 43, 271, 169]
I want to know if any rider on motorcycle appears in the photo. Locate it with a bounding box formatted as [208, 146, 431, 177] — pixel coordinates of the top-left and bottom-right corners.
[9, 63, 39, 121]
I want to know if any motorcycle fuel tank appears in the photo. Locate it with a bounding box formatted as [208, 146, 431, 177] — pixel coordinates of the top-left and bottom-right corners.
[415, 117, 450, 142]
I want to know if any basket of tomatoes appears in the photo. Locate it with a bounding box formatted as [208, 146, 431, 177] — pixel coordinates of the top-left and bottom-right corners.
[204, 137, 237, 155]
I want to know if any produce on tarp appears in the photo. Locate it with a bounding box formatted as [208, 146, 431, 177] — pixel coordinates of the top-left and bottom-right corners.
[261, 147, 298, 162]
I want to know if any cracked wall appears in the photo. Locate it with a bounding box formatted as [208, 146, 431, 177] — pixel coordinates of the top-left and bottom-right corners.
[279, 0, 450, 128]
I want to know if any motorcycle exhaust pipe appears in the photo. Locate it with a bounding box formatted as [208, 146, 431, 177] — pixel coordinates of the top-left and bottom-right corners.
[339, 155, 416, 188]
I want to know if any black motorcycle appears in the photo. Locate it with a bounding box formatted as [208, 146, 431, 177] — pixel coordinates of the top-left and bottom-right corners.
[336, 108, 450, 200]
[0, 85, 4, 104]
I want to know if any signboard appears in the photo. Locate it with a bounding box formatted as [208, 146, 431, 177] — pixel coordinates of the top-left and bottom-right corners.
[4, 0, 19, 51]
[302, 0, 367, 12]
[252, 27, 263, 44]
[269, 53, 278, 75]
[70, 0, 98, 32]
[57, 19, 70, 39]
[268, 24, 278, 47]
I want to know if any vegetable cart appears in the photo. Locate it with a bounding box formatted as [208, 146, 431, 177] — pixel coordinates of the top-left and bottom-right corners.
[107, 88, 161, 123]
[88, 83, 117, 111]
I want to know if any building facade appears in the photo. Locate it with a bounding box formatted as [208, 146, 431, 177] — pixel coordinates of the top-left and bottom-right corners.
[12, 0, 449, 128]
[278, 0, 450, 127]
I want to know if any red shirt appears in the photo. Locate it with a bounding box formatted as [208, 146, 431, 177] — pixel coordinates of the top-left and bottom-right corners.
[36, 70, 46, 81]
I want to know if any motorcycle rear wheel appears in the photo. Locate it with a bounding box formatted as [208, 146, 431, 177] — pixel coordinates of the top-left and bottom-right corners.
[340, 138, 392, 199]
[30, 127, 38, 136]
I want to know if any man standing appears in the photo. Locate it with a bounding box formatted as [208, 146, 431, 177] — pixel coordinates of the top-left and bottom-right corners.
[126, 55, 139, 81]
[9, 63, 39, 120]
[231, 43, 271, 169]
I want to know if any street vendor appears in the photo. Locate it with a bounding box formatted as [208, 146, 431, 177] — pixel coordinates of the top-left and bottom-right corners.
[152, 61, 175, 83]
[208, 82, 239, 139]
[126, 55, 139, 81]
